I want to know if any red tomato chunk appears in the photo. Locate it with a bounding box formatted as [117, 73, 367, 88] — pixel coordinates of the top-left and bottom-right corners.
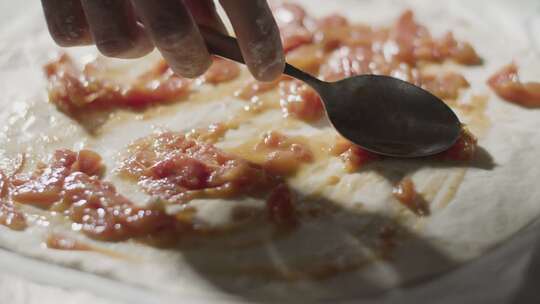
[488, 63, 540, 107]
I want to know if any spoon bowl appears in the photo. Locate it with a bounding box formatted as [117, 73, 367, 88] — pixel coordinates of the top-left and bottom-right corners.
[201, 27, 462, 158]
[318, 74, 461, 157]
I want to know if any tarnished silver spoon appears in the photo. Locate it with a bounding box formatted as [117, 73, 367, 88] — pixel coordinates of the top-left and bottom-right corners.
[200, 27, 461, 158]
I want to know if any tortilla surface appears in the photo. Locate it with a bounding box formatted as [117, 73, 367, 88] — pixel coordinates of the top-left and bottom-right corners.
[0, 0, 540, 302]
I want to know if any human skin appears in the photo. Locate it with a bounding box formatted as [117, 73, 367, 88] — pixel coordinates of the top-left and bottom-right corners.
[41, 0, 285, 81]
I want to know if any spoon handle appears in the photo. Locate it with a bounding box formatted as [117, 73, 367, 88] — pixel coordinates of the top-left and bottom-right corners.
[199, 26, 325, 89]
[284, 63, 326, 89]
[199, 26, 245, 64]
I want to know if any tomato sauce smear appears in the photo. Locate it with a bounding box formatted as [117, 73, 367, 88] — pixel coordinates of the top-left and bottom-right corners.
[265, 7, 480, 123]
[118, 132, 296, 225]
[487, 63, 540, 108]
[45, 54, 240, 116]
[44, 54, 191, 114]
[5, 135, 298, 241]
[392, 178, 429, 216]
[10, 149, 184, 241]
[255, 131, 314, 176]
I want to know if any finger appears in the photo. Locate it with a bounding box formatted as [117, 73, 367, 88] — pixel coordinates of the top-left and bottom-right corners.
[41, 0, 92, 46]
[219, 0, 284, 81]
[184, 0, 227, 34]
[131, 0, 211, 78]
[80, 0, 153, 58]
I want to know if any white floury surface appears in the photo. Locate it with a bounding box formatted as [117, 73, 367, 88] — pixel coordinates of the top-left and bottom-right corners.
[0, 0, 539, 303]
[0, 274, 114, 304]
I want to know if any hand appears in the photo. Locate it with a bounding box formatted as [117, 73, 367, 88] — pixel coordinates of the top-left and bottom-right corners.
[41, 0, 285, 81]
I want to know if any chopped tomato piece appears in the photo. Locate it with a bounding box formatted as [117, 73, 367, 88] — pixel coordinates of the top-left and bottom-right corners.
[235, 77, 284, 101]
[44, 54, 191, 114]
[271, 3, 313, 53]
[10, 149, 182, 241]
[331, 136, 379, 172]
[391, 11, 480, 65]
[438, 128, 477, 161]
[255, 131, 313, 175]
[0, 171, 27, 231]
[421, 73, 470, 100]
[72, 150, 104, 177]
[286, 44, 325, 72]
[340, 147, 379, 173]
[64, 172, 180, 241]
[46, 234, 91, 251]
[281, 24, 314, 53]
[12, 150, 77, 207]
[187, 122, 229, 143]
[0, 201, 27, 231]
[257, 131, 313, 162]
[149, 156, 212, 190]
[392, 10, 430, 64]
[488, 63, 540, 107]
[200, 57, 240, 84]
[272, 3, 307, 27]
[317, 15, 349, 28]
[279, 81, 325, 121]
[437, 32, 481, 65]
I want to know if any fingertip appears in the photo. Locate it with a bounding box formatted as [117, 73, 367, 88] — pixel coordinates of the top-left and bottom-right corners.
[219, 0, 285, 81]
[50, 32, 93, 47]
[96, 27, 154, 59]
[96, 41, 154, 59]
[243, 28, 285, 81]
[250, 52, 285, 81]
[154, 27, 212, 78]
[95, 39, 128, 58]
[169, 53, 212, 78]
[122, 37, 155, 59]
[132, 0, 213, 78]
[81, 0, 155, 59]
[42, 0, 92, 47]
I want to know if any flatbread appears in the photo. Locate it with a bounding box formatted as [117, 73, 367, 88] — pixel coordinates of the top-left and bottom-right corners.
[0, 0, 539, 302]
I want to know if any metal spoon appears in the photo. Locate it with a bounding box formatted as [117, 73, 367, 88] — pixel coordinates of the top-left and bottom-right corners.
[200, 27, 461, 158]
